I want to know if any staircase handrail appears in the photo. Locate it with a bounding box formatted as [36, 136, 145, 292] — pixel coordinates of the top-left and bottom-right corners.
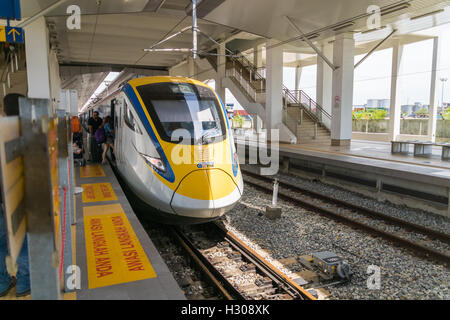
[289, 89, 331, 119]
[1, 51, 13, 82]
[226, 50, 331, 130]
[229, 51, 265, 82]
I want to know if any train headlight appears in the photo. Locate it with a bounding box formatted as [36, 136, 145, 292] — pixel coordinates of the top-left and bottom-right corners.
[140, 153, 166, 173]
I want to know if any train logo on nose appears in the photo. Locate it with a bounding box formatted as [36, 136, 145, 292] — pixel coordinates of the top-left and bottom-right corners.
[197, 162, 214, 169]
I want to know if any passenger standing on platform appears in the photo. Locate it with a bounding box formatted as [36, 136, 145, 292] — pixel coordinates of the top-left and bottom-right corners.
[87, 111, 103, 162]
[88, 111, 103, 136]
[0, 94, 31, 297]
[3, 43, 14, 64]
[102, 116, 115, 164]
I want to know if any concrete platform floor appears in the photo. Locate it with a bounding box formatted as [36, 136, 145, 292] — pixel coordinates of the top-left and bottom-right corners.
[282, 140, 450, 170]
[235, 130, 449, 170]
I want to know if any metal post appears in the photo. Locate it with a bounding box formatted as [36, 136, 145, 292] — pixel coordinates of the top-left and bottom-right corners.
[314, 122, 318, 139]
[68, 132, 76, 226]
[192, 0, 198, 60]
[7, 73, 11, 88]
[300, 109, 303, 126]
[272, 179, 279, 207]
[15, 53, 18, 71]
[20, 98, 61, 300]
[56, 110, 74, 292]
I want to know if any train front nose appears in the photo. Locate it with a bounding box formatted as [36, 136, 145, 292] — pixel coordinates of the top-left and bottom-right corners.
[170, 169, 241, 218]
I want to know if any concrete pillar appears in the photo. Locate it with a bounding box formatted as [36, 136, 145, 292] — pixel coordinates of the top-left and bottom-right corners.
[216, 43, 226, 103]
[331, 33, 355, 146]
[24, 16, 51, 100]
[316, 44, 333, 127]
[427, 37, 441, 142]
[265, 39, 283, 140]
[49, 49, 61, 111]
[389, 41, 403, 141]
[295, 54, 302, 91]
[254, 44, 263, 69]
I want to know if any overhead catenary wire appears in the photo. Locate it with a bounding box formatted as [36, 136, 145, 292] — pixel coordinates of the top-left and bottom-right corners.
[87, 1, 102, 64]
[133, 15, 188, 66]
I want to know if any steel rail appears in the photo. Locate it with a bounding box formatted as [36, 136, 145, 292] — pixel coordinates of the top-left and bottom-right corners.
[170, 227, 243, 300]
[242, 171, 450, 267]
[243, 169, 450, 244]
[213, 222, 317, 301]
[172, 224, 316, 300]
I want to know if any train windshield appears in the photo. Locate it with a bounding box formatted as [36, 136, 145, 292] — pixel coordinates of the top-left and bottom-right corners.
[136, 82, 226, 145]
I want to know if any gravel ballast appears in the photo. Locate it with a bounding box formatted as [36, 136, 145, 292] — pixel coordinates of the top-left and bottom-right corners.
[221, 183, 450, 300]
[278, 171, 450, 235]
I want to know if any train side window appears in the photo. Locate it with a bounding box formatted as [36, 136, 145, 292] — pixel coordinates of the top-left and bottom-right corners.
[123, 99, 142, 134]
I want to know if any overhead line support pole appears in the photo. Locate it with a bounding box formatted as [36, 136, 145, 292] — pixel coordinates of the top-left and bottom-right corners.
[192, 0, 198, 60]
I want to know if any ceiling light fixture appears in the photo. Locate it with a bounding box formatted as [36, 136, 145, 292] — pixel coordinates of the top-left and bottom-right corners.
[410, 9, 444, 20]
[332, 22, 355, 31]
[381, 2, 411, 16]
[306, 33, 320, 40]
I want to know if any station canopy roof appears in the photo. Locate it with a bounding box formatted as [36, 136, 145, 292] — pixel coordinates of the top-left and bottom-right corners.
[15, 0, 449, 69]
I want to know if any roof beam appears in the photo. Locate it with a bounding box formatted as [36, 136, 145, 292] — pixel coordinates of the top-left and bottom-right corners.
[284, 16, 337, 70]
[354, 28, 396, 69]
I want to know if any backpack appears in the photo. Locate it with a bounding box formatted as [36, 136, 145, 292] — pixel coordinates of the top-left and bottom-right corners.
[72, 117, 81, 133]
[95, 127, 106, 143]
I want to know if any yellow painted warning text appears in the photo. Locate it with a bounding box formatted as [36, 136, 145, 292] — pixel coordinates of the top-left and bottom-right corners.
[80, 165, 105, 178]
[83, 204, 156, 289]
[82, 183, 117, 203]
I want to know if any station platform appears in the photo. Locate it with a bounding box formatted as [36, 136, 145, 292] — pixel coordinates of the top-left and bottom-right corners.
[285, 140, 450, 170]
[236, 137, 450, 217]
[73, 163, 185, 300]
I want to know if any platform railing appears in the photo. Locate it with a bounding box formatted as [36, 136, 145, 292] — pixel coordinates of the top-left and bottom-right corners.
[0, 99, 77, 299]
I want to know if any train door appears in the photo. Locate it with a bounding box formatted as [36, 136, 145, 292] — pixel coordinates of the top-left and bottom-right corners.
[115, 98, 123, 163]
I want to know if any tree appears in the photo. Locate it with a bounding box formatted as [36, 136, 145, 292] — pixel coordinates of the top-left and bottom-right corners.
[415, 108, 429, 118]
[442, 107, 450, 120]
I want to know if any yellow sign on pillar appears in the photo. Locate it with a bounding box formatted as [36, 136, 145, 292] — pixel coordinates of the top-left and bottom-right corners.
[0, 27, 5, 42]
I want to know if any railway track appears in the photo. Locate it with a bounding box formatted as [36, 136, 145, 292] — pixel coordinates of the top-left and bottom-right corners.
[242, 169, 450, 267]
[170, 222, 316, 300]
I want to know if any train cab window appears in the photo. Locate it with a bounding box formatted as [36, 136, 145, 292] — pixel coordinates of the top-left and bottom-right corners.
[135, 82, 226, 145]
[123, 100, 142, 134]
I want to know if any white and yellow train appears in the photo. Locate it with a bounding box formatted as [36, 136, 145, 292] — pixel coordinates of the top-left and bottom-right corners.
[81, 76, 243, 224]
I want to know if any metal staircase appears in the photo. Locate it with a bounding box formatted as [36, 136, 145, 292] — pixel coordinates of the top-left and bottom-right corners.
[1, 45, 27, 114]
[208, 50, 331, 143]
